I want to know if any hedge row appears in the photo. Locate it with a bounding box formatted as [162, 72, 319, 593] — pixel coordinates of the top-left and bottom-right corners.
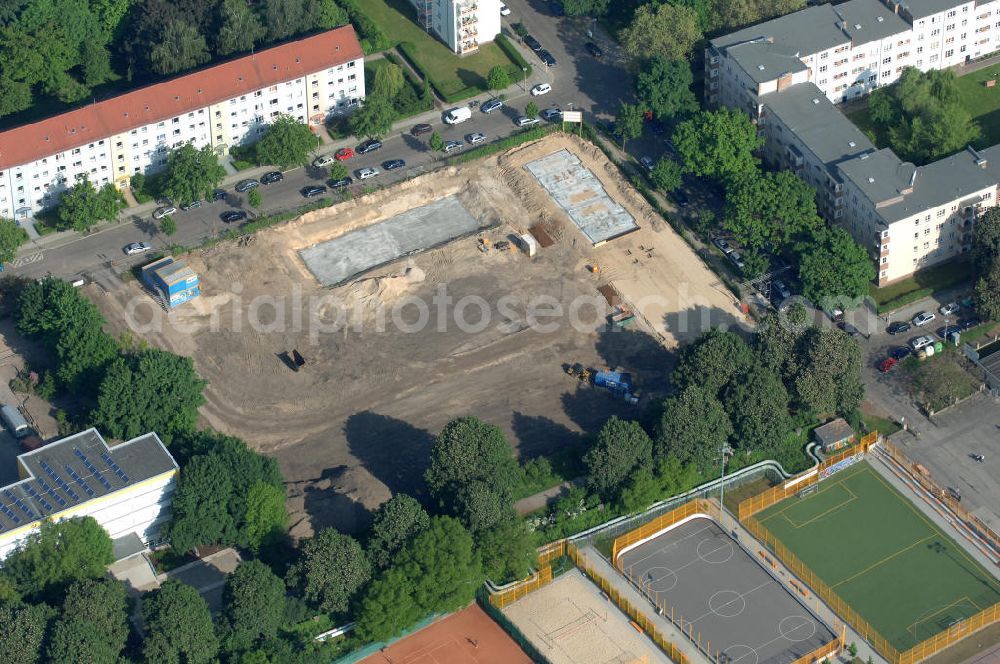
[494, 34, 533, 79]
[445, 125, 556, 165]
[339, 0, 392, 54]
[877, 287, 934, 314]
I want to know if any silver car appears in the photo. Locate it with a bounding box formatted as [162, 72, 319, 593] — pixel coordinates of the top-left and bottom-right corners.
[912, 311, 936, 327]
[357, 167, 379, 180]
[466, 132, 487, 145]
[124, 242, 152, 256]
[152, 206, 176, 220]
[910, 335, 934, 351]
[444, 141, 464, 153]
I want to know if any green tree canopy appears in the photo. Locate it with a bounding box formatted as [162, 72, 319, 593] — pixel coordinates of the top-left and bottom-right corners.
[754, 305, 809, 380]
[46, 579, 129, 664]
[354, 567, 418, 643]
[584, 416, 654, 500]
[487, 65, 510, 94]
[673, 109, 763, 185]
[476, 518, 537, 584]
[425, 416, 521, 510]
[215, 0, 266, 56]
[91, 348, 207, 442]
[724, 170, 823, 252]
[57, 177, 125, 232]
[797, 227, 875, 305]
[563, 0, 610, 16]
[614, 101, 644, 149]
[657, 384, 733, 473]
[328, 160, 349, 181]
[142, 580, 218, 664]
[971, 206, 1000, 272]
[372, 62, 405, 100]
[255, 115, 322, 169]
[454, 480, 516, 534]
[150, 19, 211, 75]
[242, 481, 287, 553]
[162, 143, 227, 205]
[167, 453, 239, 552]
[366, 493, 430, 569]
[0, 601, 51, 664]
[0, 219, 27, 265]
[636, 57, 698, 120]
[286, 530, 371, 614]
[220, 560, 286, 653]
[974, 259, 1000, 322]
[650, 158, 683, 193]
[620, 3, 702, 61]
[429, 132, 445, 152]
[722, 366, 791, 454]
[793, 327, 864, 416]
[673, 328, 755, 395]
[525, 101, 539, 119]
[711, 0, 805, 32]
[350, 96, 395, 140]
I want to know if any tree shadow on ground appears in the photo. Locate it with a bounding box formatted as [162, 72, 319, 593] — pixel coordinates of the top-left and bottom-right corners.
[594, 325, 674, 388]
[662, 303, 747, 349]
[301, 472, 373, 535]
[559, 383, 640, 437]
[344, 411, 435, 499]
[455, 68, 487, 92]
[510, 411, 584, 459]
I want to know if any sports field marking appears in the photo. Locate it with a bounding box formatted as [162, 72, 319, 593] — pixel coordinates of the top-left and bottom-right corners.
[907, 596, 977, 641]
[779, 484, 859, 529]
[831, 534, 936, 589]
[758, 473, 857, 523]
[682, 578, 776, 626]
[624, 522, 715, 570]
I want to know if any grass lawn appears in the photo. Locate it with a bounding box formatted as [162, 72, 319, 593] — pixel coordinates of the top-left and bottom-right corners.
[367, 0, 524, 100]
[870, 260, 972, 310]
[757, 461, 1000, 651]
[901, 348, 980, 412]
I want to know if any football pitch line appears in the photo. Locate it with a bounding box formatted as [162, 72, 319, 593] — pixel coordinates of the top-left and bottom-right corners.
[831, 534, 936, 590]
[778, 485, 859, 529]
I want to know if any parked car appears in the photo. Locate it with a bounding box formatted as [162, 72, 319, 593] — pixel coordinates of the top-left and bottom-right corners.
[879, 357, 898, 373]
[212, 189, 227, 201]
[728, 251, 745, 271]
[936, 325, 960, 339]
[335, 147, 354, 161]
[382, 159, 406, 171]
[958, 316, 983, 330]
[640, 156, 655, 171]
[532, 83, 552, 96]
[912, 311, 936, 327]
[712, 237, 733, 254]
[500, 3, 511, 16]
[152, 206, 176, 219]
[516, 115, 540, 127]
[541, 107, 562, 121]
[887, 321, 911, 335]
[837, 320, 861, 337]
[356, 139, 382, 155]
[444, 140, 464, 153]
[179, 200, 202, 211]
[221, 210, 247, 223]
[890, 346, 912, 360]
[538, 50, 557, 67]
[481, 98, 503, 114]
[123, 242, 151, 256]
[357, 167, 379, 179]
[774, 280, 792, 300]
[910, 335, 935, 351]
[328, 177, 353, 189]
[301, 185, 328, 198]
[313, 155, 335, 167]
[411, 123, 433, 136]
[524, 35, 542, 51]
[259, 171, 281, 185]
[585, 42, 603, 58]
[466, 132, 487, 145]
[235, 179, 259, 193]
[939, 302, 960, 316]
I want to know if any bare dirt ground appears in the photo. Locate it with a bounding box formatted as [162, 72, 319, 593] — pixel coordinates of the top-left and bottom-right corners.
[92, 134, 744, 538]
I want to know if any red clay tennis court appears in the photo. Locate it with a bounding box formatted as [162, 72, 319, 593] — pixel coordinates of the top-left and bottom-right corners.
[359, 604, 532, 664]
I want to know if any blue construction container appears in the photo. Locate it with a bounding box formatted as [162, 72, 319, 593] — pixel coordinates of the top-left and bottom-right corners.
[141, 256, 200, 308]
[594, 371, 633, 393]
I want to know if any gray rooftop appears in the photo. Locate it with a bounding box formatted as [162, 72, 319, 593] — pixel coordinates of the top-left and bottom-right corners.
[764, 82, 875, 167]
[891, 0, 966, 20]
[814, 417, 854, 446]
[834, 0, 913, 43]
[839, 145, 1000, 223]
[0, 429, 177, 537]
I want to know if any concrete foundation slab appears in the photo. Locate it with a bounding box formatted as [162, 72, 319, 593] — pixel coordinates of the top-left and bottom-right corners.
[299, 196, 487, 286]
[525, 149, 638, 244]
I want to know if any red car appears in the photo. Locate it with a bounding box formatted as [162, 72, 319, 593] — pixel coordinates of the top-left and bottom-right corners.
[878, 357, 898, 373]
[335, 147, 354, 161]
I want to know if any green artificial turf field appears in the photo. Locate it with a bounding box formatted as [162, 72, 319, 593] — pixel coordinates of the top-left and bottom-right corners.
[757, 461, 1000, 651]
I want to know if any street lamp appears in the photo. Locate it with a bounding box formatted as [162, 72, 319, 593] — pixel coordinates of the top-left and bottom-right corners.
[718, 445, 734, 510]
[521, 67, 528, 92]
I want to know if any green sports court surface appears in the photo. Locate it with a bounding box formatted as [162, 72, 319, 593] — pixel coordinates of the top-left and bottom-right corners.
[757, 461, 1000, 651]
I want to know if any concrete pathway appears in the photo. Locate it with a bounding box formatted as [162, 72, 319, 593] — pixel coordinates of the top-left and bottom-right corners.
[514, 477, 584, 516]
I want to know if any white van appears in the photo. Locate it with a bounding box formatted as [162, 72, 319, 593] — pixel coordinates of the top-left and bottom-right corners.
[0, 404, 29, 438]
[444, 107, 472, 124]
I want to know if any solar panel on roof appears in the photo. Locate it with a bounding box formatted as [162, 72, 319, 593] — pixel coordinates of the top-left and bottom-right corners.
[65, 487, 80, 502]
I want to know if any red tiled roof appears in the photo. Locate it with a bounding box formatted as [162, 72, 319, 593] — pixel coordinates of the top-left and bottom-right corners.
[0, 26, 363, 172]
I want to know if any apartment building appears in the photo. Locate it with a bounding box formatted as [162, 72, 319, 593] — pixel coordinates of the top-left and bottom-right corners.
[411, 0, 502, 55]
[0, 428, 178, 561]
[0, 26, 365, 222]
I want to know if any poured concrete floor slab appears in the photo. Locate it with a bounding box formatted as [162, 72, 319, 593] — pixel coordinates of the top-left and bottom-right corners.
[299, 196, 486, 286]
[525, 149, 638, 244]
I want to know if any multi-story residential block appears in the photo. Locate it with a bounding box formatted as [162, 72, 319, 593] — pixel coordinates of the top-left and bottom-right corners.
[0, 26, 365, 222]
[0, 428, 179, 560]
[411, 0, 502, 55]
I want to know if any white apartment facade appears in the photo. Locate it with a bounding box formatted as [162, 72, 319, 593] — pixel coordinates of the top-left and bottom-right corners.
[411, 0, 502, 55]
[0, 26, 365, 221]
[0, 429, 179, 560]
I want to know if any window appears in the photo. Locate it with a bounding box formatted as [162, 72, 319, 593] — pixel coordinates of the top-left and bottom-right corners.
[937, 209, 946, 217]
[254, 91, 263, 97]
[71, 148, 80, 155]
[820, 52, 829, 59]
[819, 65, 828, 72]
[883, 57, 892, 64]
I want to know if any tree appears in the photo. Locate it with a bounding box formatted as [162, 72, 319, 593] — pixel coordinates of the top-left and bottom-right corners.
[0, 219, 27, 264]
[0, 601, 50, 664]
[328, 160, 349, 181]
[160, 215, 177, 235]
[162, 143, 227, 205]
[486, 65, 510, 94]
[424, 416, 521, 510]
[650, 158, 683, 192]
[657, 384, 733, 473]
[636, 57, 698, 120]
[286, 530, 371, 614]
[256, 115, 321, 168]
[476, 519, 537, 583]
[91, 348, 207, 442]
[166, 453, 238, 552]
[673, 109, 763, 185]
[57, 177, 125, 232]
[46, 579, 129, 664]
[2, 518, 113, 602]
[315, 0, 350, 29]
[242, 481, 287, 553]
[150, 20, 210, 75]
[350, 97, 395, 140]
[613, 102, 644, 149]
[563, 0, 610, 16]
[584, 416, 654, 500]
[355, 567, 419, 643]
[454, 480, 515, 534]
[673, 328, 755, 395]
[973, 259, 1000, 323]
[142, 580, 218, 664]
[366, 494, 430, 569]
[248, 188, 262, 209]
[215, 0, 266, 56]
[397, 516, 482, 616]
[525, 101, 539, 119]
[797, 227, 875, 306]
[372, 62, 405, 100]
[712, 0, 805, 32]
[723, 366, 791, 454]
[47, 617, 121, 664]
[793, 327, 864, 416]
[971, 206, 1000, 272]
[620, 3, 702, 62]
[724, 170, 823, 252]
[429, 132, 445, 152]
[221, 561, 286, 653]
[755, 305, 809, 380]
